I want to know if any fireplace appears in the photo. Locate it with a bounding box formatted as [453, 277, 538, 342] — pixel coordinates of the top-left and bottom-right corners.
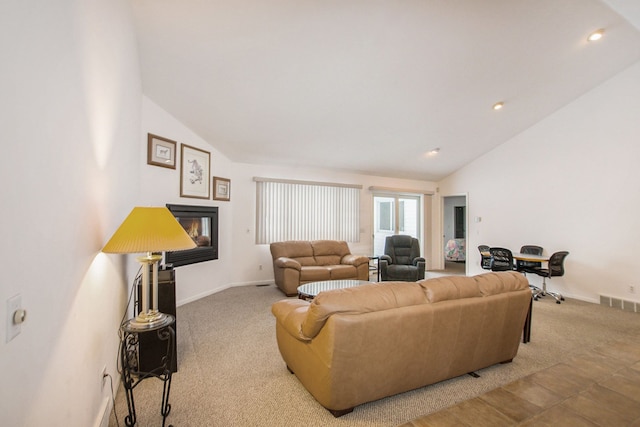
[164, 204, 218, 267]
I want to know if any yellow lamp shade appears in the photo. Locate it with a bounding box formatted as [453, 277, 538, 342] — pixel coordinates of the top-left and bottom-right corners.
[102, 207, 197, 254]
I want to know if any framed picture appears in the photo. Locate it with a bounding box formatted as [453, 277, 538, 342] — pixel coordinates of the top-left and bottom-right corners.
[213, 176, 231, 201]
[180, 144, 210, 199]
[147, 133, 177, 169]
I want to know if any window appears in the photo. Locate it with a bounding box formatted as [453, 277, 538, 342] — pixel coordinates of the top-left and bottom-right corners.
[254, 178, 361, 244]
[378, 201, 392, 231]
[373, 193, 421, 256]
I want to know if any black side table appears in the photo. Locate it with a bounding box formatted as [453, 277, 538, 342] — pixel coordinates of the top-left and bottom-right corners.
[368, 256, 380, 282]
[120, 316, 175, 427]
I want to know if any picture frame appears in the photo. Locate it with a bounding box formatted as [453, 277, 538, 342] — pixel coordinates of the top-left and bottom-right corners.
[147, 133, 177, 169]
[213, 176, 231, 201]
[180, 144, 211, 199]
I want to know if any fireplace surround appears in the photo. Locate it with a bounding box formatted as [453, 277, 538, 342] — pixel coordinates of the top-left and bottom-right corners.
[164, 204, 218, 267]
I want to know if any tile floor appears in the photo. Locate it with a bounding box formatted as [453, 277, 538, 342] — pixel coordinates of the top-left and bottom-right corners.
[400, 341, 640, 426]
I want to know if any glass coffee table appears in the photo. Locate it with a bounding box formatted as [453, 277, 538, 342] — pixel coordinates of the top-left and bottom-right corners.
[297, 279, 373, 301]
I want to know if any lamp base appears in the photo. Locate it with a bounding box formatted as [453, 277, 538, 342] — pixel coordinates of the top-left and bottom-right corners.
[125, 310, 174, 331]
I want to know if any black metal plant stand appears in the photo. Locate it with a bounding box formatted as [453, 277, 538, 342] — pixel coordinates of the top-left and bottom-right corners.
[120, 316, 175, 427]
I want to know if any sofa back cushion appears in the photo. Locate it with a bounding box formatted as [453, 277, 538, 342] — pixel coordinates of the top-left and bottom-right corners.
[301, 282, 427, 338]
[311, 240, 351, 266]
[418, 272, 526, 303]
[270, 241, 317, 266]
[300, 272, 528, 339]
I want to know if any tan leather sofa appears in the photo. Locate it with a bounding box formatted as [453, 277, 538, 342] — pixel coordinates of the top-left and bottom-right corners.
[269, 240, 370, 296]
[271, 271, 532, 416]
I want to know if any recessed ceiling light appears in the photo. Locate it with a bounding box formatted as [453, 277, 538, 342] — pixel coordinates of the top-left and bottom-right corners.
[588, 29, 605, 42]
[493, 102, 504, 111]
[426, 148, 440, 156]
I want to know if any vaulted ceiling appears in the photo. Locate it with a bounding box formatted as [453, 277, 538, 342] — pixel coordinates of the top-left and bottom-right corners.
[131, 0, 640, 181]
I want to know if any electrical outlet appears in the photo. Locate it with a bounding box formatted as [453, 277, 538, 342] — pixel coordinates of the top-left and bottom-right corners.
[259, 264, 263, 270]
[630, 285, 636, 294]
[101, 365, 107, 388]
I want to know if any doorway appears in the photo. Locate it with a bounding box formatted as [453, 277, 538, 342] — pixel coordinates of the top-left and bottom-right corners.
[442, 195, 467, 275]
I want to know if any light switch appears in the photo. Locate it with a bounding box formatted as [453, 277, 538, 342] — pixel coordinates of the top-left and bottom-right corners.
[6, 294, 22, 343]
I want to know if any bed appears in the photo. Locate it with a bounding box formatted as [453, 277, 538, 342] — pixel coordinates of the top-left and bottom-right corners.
[445, 238, 466, 261]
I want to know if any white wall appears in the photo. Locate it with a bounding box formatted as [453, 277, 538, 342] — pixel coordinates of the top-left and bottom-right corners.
[0, 1, 142, 426]
[139, 97, 235, 304]
[230, 163, 439, 288]
[439, 60, 640, 303]
[138, 99, 438, 303]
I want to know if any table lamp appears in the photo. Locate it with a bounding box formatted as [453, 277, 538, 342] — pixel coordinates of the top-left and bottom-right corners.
[102, 207, 197, 329]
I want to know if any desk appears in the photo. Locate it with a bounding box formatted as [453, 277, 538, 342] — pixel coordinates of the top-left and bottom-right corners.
[513, 253, 548, 344]
[480, 251, 539, 344]
[513, 253, 549, 263]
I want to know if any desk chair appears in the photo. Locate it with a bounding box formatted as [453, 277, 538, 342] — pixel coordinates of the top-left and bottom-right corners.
[516, 245, 543, 294]
[489, 247, 514, 272]
[516, 245, 543, 273]
[478, 245, 491, 270]
[531, 251, 569, 304]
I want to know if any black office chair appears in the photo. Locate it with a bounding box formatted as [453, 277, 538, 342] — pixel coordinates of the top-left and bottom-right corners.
[530, 251, 569, 304]
[515, 245, 543, 295]
[379, 235, 425, 281]
[489, 247, 514, 271]
[515, 245, 543, 273]
[478, 245, 491, 270]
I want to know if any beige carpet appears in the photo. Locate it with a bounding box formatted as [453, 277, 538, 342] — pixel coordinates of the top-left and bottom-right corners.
[109, 283, 640, 427]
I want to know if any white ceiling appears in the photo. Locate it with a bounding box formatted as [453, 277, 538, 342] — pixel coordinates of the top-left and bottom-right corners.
[131, 0, 640, 181]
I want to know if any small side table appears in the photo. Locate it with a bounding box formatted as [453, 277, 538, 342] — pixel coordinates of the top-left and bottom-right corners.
[120, 316, 175, 427]
[368, 256, 380, 282]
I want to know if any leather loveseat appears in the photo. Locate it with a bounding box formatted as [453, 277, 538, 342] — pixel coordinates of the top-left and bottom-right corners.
[271, 271, 531, 416]
[269, 240, 369, 296]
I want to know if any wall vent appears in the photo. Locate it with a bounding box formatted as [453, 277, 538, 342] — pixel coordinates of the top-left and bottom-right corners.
[600, 295, 638, 313]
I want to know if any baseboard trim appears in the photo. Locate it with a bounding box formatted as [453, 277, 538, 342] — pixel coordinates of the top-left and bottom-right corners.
[94, 396, 112, 427]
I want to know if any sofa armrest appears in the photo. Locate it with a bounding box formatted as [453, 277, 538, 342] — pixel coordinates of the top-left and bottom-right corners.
[341, 254, 369, 267]
[274, 257, 302, 271]
[271, 299, 311, 341]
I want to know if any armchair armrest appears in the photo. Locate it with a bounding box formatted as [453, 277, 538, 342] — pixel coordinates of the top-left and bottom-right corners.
[379, 255, 391, 281]
[271, 299, 311, 341]
[274, 257, 302, 271]
[412, 257, 426, 266]
[341, 254, 369, 267]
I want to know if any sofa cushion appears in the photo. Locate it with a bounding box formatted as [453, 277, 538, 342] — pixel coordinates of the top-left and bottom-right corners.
[418, 272, 526, 303]
[270, 241, 316, 266]
[300, 282, 427, 339]
[476, 271, 528, 296]
[418, 275, 482, 303]
[327, 264, 357, 280]
[300, 266, 331, 282]
[312, 240, 351, 265]
[386, 264, 422, 281]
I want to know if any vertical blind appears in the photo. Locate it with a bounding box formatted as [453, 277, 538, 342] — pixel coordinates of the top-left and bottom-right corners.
[255, 178, 361, 244]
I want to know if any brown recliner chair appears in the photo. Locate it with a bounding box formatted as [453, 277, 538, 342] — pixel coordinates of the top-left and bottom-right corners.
[379, 235, 425, 281]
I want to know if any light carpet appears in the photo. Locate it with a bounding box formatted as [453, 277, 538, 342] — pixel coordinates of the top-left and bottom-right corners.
[109, 283, 640, 427]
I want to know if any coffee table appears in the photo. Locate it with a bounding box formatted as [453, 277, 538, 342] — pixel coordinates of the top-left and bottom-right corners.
[297, 279, 373, 301]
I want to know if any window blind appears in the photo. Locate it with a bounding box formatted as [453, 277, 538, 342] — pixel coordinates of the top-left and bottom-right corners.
[255, 178, 361, 244]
